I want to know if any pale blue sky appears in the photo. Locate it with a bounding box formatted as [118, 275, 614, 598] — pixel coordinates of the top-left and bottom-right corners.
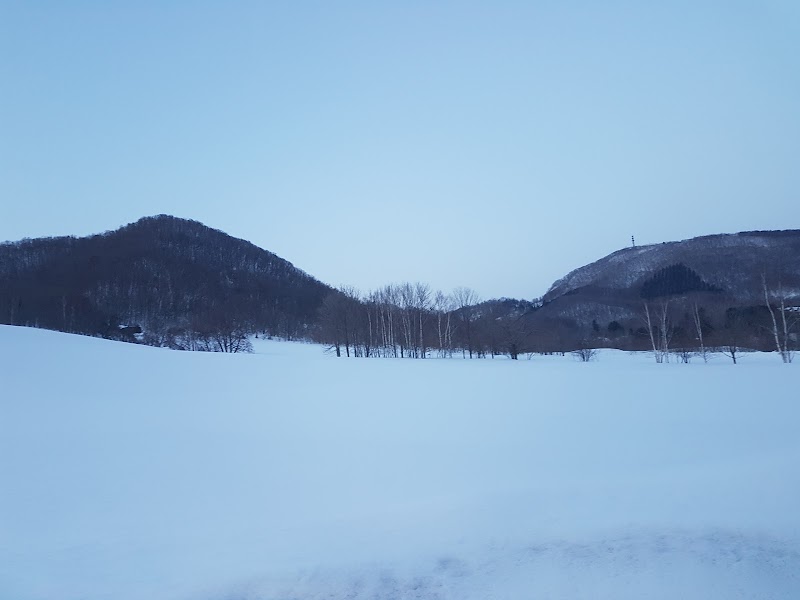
[2, 1, 798, 299]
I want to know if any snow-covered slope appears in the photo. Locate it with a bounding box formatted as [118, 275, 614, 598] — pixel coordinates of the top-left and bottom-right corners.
[544, 229, 800, 303]
[1, 326, 799, 600]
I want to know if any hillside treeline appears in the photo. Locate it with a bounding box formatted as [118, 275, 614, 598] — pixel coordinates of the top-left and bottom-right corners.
[0, 215, 331, 346]
[1, 216, 796, 362]
[315, 284, 540, 360]
[313, 277, 797, 363]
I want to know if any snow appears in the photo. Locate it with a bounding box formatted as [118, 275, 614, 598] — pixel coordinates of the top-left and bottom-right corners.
[1, 325, 799, 600]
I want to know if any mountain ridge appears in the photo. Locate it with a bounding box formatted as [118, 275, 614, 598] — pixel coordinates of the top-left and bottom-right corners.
[1, 216, 798, 355]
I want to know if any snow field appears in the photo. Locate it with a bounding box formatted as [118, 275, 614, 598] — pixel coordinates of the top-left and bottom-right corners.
[1, 325, 798, 599]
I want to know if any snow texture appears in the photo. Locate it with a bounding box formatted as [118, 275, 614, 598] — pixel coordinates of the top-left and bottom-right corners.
[1, 326, 799, 600]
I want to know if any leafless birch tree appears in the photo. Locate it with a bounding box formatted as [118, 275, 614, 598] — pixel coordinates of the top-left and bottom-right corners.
[762, 274, 796, 363]
[691, 303, 710, 363]
[641, 300, 673, 363]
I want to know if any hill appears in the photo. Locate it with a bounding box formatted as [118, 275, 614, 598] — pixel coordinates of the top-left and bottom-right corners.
[528, 230, 800, 353]
[2, 220, 797, 356]
[0, 215, 333, 345]
[546, 230, 800, 303]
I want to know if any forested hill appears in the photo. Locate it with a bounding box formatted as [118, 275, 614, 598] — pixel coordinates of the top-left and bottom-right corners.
[2, 218, 798, 356]
[525, 230, 800, 354]
[0, 215, 332, 343]
[545, 230, 800, 305]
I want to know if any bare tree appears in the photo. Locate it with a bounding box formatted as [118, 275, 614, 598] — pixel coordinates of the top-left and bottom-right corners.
[415, 282, 432, 358]
[762, 274, 796, 363]
[207, 327, 253, 353]
[572, 343, 598, 362]
[657, 300, 673, 361]
[453, 287, 480, 358]
[317, 290, 356, 357]
[190, 311, 253, 353]
[397, 282, 416, 358]
[692, 303, 710, 363]
[641, 301, 672, 363]
[432, 291, 454, 357]
[718, 306, 747, 364]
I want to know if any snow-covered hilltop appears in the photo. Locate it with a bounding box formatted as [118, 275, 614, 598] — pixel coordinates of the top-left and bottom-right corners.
[530, 230, 800, 355]
[544, 229, 800, 303]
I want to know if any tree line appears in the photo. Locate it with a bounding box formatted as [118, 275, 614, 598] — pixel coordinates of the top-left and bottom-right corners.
[314, 283, 541, 360]
[1, 218, 796, 362]
[633, 275, 796, 363]
[311, 274, 797, 364]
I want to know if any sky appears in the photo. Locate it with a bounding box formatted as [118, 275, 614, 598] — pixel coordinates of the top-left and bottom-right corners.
[1, 1, 799, 299]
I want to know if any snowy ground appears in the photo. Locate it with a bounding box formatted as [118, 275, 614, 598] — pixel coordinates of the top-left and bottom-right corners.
[1, 325, 799, 600]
